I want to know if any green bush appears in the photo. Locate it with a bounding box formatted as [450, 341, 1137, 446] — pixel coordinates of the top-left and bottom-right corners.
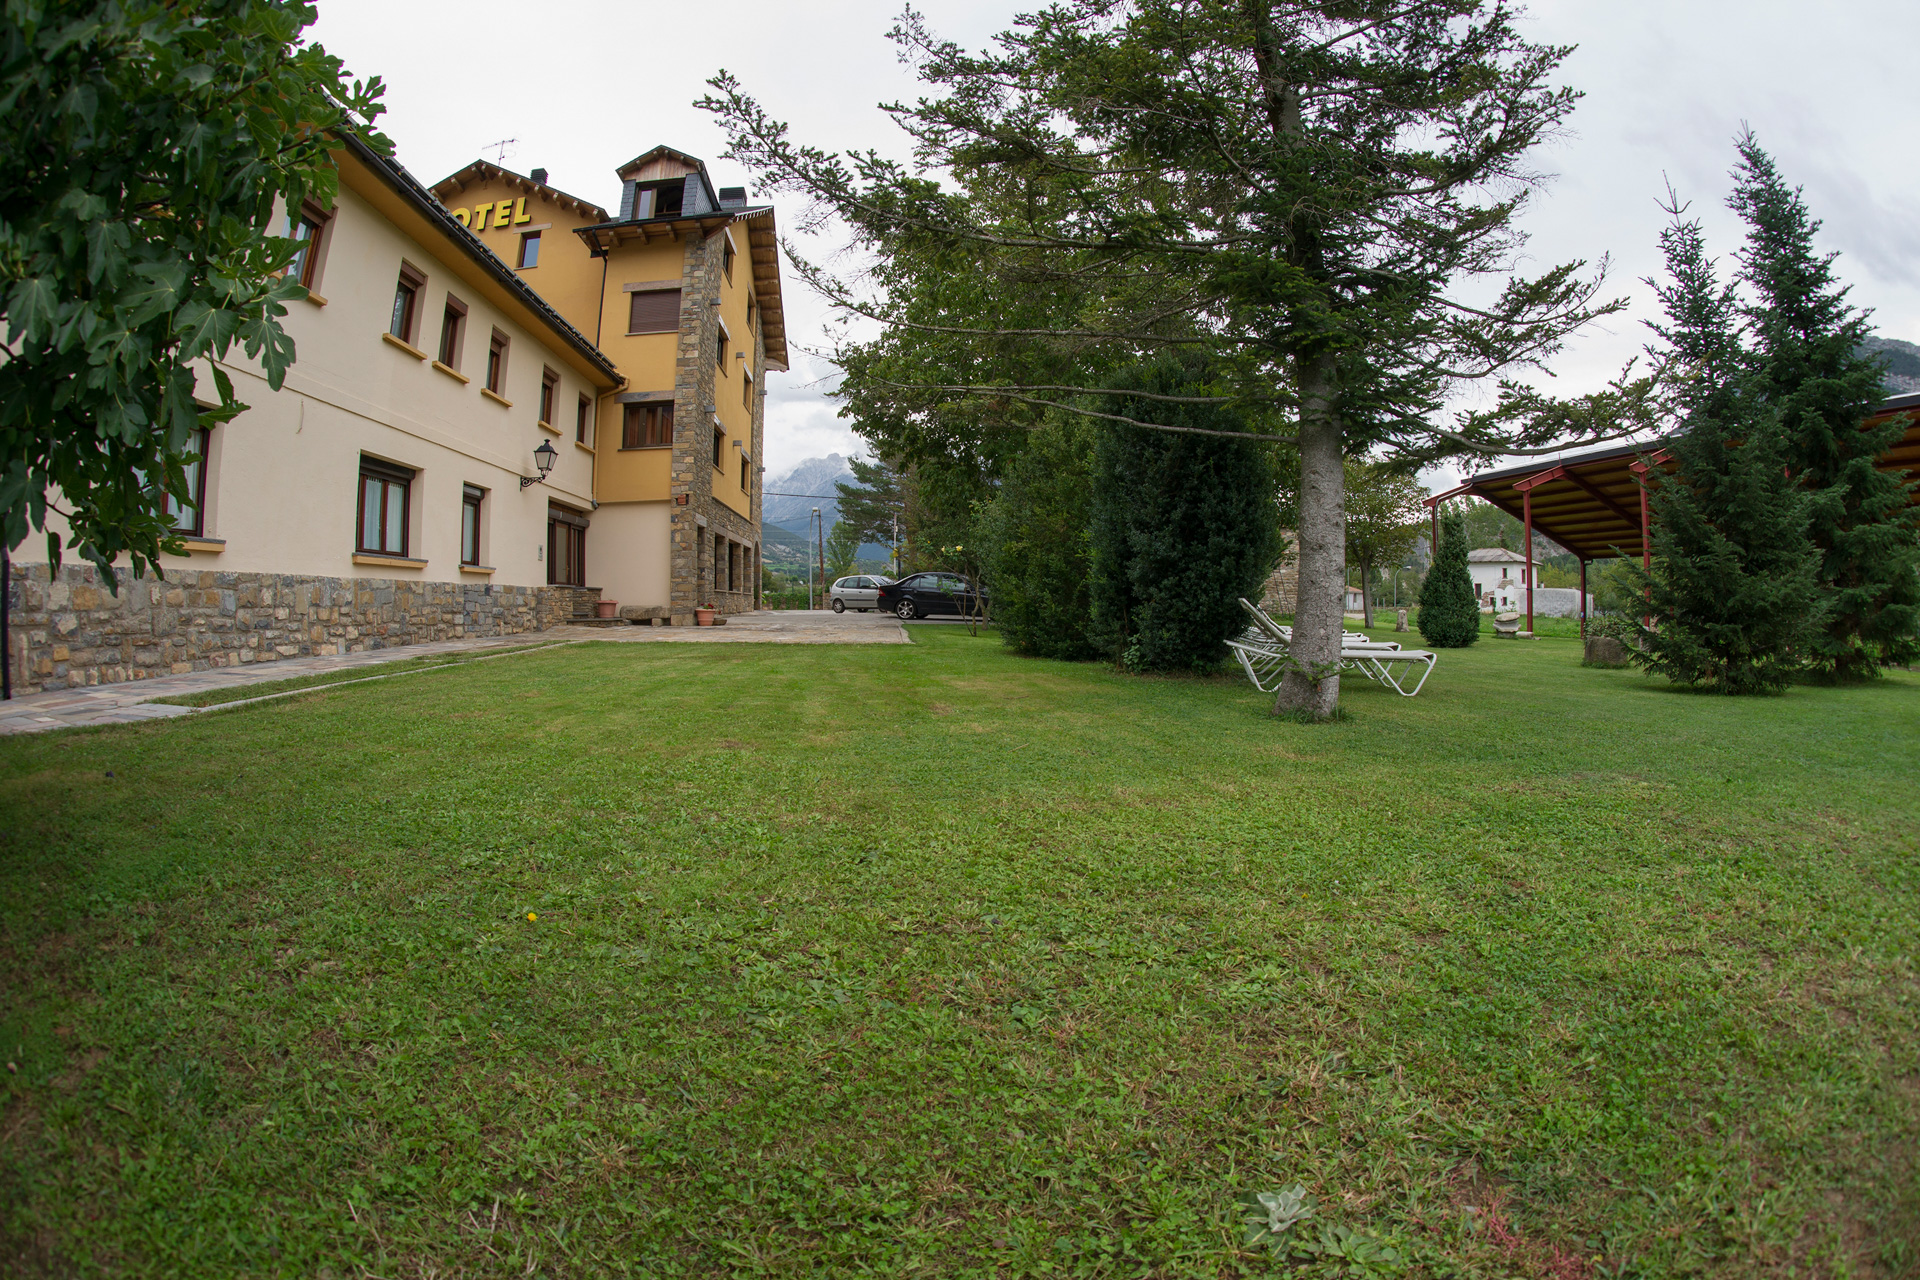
[1417, 505, 1480, 648]
[977, 416, 1099, 659]
[1088, 358, 1280, 672]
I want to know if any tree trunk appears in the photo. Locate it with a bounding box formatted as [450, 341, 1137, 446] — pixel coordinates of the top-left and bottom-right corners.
[1275, 358, 1345, 719]
[1360, 555, 1374, 629]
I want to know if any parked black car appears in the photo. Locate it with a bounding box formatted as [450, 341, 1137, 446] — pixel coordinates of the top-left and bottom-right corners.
[875, 572, 989, 620]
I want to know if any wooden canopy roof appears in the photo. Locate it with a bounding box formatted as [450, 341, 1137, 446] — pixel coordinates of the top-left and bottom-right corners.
[1431, 392, 1920, 561]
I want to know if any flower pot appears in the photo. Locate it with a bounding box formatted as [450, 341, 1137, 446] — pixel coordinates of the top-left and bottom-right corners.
[695, 607, 716, 626]
[595, 600, 619, 619]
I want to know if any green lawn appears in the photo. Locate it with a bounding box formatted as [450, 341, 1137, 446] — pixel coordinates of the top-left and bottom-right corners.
[2, 629, 1916, 1277]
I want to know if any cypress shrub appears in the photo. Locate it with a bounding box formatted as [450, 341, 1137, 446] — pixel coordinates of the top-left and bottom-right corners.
[1087, 358, 1279, 672]
[977, 416, 1099, 659]
[1417, 504, 1480, 647]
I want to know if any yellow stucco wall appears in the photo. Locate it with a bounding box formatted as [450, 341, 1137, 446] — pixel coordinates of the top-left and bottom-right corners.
[709, 223, 756, 520]
[433, 163, 769, 523]
[441, 178, 606, 346]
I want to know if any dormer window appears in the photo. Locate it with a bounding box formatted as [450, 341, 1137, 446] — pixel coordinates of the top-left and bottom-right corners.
[633, 180, 684, 220]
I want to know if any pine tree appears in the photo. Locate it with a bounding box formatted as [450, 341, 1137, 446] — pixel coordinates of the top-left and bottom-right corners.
[1730, 134, 1920, 679]
[1622, 211, 1824, 694]
[1417, 506, 1480, 648]
[1088, 360, 1279, 673]
[707, 1, 1636, 719]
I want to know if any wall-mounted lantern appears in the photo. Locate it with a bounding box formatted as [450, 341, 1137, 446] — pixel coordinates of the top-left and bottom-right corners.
[520, 439, 559, 489]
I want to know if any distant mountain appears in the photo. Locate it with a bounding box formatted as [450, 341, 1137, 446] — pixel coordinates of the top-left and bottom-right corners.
[762, 454, 854, 529]
[1863, 336, 1920, 394]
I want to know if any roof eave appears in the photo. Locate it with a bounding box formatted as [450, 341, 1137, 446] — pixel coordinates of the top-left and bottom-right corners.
[340, 133, 621, 387]
[430, 159, 610, 223]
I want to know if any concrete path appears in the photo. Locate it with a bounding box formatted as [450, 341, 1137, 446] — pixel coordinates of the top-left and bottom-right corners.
[0, 610, 909, 736]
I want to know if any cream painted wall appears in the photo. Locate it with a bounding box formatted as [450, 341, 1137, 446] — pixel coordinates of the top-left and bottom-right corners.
[586, 501, 672, 609]
[18, 179, 612, 592]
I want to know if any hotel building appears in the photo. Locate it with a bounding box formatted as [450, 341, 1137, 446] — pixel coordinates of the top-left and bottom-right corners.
[5, 136, 785, 694]
[432, 147, 787, 623]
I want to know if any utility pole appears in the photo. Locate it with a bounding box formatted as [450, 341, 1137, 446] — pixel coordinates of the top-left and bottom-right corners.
[815, 508, 827, 608]
[808, 507, 820, 610]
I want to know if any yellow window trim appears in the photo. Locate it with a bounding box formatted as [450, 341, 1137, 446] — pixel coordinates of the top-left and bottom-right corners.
[382, 331, 428, 360]
[432, 359, 469, 385]
[481, 388, 513, 409]
[352, 552, 428, 570]
[458, 564, 496, 576]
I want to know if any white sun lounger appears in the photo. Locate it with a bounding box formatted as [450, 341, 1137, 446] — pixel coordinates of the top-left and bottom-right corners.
[1228, 606, 1437, 698]
[1227, 636, 1437, 698]
[1238, 598, 1400, 650]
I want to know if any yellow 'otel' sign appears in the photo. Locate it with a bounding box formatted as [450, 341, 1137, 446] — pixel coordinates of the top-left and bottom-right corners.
[451, 197, 533, 231]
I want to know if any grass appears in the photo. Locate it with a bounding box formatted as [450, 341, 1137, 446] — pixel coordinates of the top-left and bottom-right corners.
[1, 627, 1916, 1277]
[147, 643, 561, 708]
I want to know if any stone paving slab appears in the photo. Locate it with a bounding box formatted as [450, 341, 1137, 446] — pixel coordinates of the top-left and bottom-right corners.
[0, 610, 910, 735]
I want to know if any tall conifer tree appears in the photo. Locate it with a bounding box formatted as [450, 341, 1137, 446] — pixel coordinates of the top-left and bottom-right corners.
[705, 1, 1643, 719]
[1730, 135, 1920, 679]
[1623, 209, 1823, 693]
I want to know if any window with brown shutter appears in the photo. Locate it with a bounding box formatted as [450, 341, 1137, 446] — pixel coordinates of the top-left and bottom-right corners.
[437, 295, 467, 368]
[389, 262, 426, 343]
[621, 402, 673, 449]
[164, 428, 212, 535]
[539, 368, 559, 426]
[288, 201, 332, 289]
[486, 329, 509, 394]
[628, 288, 680, 334]
[576, 394, 591, 444]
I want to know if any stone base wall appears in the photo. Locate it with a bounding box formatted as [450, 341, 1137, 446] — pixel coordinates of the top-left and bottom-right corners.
[4, 563, 579, 696]
[544, 585, 603, 624]
[1258, 527, 1300, 614]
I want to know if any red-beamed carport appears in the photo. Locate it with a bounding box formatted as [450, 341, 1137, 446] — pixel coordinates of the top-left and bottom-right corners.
[1423, 391, 1920, 636]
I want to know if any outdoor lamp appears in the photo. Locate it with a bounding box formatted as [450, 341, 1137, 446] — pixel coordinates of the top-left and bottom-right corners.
[521, 438, 559, 489]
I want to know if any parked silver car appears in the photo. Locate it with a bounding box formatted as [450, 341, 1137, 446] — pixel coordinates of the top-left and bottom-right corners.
[829, 575, 894, 612]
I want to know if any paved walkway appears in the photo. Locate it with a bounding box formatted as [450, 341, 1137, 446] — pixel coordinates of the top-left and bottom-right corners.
[0, 610, 910, 735]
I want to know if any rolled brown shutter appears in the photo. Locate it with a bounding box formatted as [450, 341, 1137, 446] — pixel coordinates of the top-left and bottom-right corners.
[628, 288, 681, 334]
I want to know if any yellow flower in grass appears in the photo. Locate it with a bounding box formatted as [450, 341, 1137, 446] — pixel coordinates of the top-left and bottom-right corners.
[527, 912, 537, 922]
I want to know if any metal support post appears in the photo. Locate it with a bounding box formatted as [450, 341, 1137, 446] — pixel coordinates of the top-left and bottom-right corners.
[1578, 557, 1588, 640]
[1523, 489, 1534, 636]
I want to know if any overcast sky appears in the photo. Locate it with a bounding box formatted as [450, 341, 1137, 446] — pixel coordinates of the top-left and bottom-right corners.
[311, 0, 1920, 486]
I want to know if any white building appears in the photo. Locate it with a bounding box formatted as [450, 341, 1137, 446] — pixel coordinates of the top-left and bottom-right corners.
[1465, 548, 1593, 617]
[1467, 548, 1541, 611]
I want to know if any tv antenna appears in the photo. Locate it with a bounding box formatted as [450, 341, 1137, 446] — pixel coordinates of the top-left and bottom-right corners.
[482, 137, 518, 165]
